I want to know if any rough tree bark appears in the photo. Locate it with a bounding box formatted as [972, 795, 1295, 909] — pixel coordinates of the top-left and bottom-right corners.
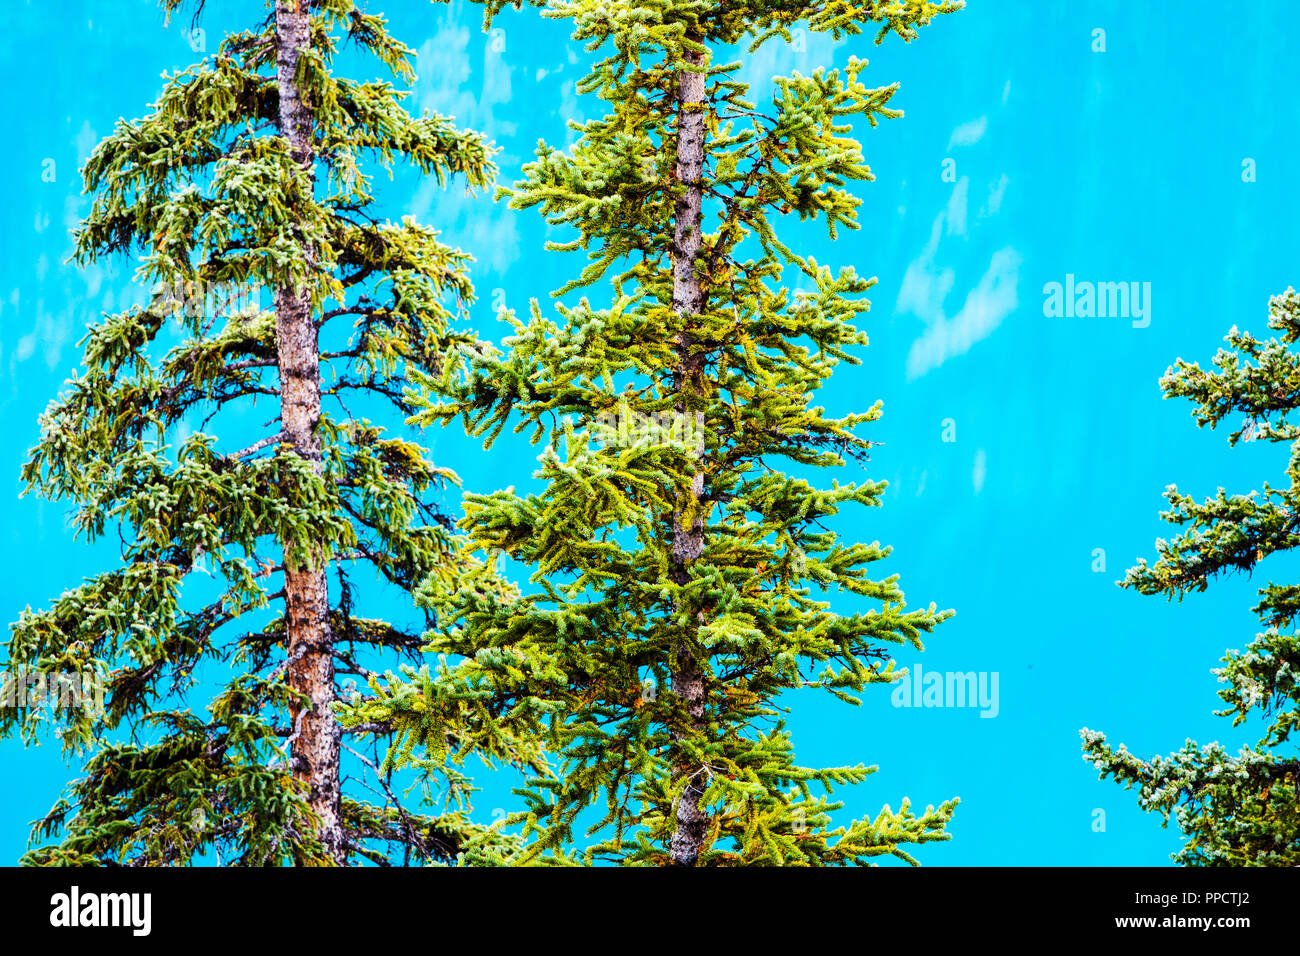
[668, 40, 709, 868]
[273, 0, 344, 865]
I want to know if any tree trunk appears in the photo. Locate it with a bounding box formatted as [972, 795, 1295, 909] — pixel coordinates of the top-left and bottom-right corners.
[274, 0, 344, 865]
[668, 41, 709, 868]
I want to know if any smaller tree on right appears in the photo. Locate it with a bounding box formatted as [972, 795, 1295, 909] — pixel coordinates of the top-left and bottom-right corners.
[1082, 289, 1300, 866]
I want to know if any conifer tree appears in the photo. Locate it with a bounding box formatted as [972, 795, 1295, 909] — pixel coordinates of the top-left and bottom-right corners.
[1083, 289, 1300, 866]
[2, 0, 538, 866]
[349, 0, 961, 865]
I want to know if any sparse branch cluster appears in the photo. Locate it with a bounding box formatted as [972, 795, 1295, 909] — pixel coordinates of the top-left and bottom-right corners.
[1084, 288, 1300, 866]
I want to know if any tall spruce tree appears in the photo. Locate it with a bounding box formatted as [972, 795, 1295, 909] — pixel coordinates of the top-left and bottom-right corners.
[2, 0, 539, 865]
[1083, 289, 1300, 866]
[346, 0, 962, 865]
